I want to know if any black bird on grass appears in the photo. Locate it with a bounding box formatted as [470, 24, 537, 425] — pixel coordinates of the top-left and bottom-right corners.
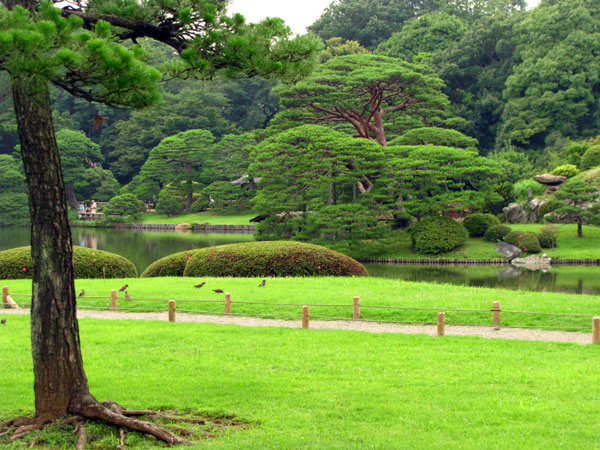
[119, 284, 128, 292]
[213, 289, 224, 293]
[1, 318, 6, 325]
[194, 282, 206, 288]
[78, 289, 85, 298]
[258, 280, 266, 287]
[125, 291, 131, 300]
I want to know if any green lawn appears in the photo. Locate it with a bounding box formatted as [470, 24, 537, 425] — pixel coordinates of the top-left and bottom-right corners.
[346, 224, 600, 260]
[140, 212, 256, 225]
[5, 277, 600, 329]
[1, 315, 599, 449]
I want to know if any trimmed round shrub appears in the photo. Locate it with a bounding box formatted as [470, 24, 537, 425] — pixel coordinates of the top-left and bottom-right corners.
[0, 246, 137, 279]
[581, 145, 600, 170]
[145, 241, 368, 278]
[410, 216, 468, 255]
[484, 224, 512, 242]
[503, 231, 541, 254]
[462, 213, 501, 237]
[537, 230, 557, 249]
[141, 249, 202, 277]
[551, 164, 579, 178]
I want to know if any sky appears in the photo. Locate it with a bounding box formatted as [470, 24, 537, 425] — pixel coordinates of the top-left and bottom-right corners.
[228, 0, 542, 35]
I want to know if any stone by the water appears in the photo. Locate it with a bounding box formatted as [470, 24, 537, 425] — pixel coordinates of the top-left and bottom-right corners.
[496, 242, 521, 260]
[511, 254, 552, 271]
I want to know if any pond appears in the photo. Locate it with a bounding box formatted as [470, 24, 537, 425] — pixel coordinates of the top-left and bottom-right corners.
[1, 227, 598, 295]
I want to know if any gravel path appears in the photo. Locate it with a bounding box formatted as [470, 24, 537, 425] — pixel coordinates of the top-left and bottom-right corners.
[2, 308, 594, 345]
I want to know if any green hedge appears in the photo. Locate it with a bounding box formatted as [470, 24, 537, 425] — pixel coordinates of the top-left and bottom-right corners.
[410, 216, 468, 255]
[462, 213, 501, 237]
[0, 246, 137, 279]
[503, 231, 541, 254]
[142, 241, 368, 277]
[140, 249, 202, 277]
[484, 224, 512, 242]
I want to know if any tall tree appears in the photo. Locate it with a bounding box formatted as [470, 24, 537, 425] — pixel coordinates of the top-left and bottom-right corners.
[375, 12, 467, 61]
[499, 0, 600, 152]
[0, 0, 319, 443]
[275, 54, 450, 149]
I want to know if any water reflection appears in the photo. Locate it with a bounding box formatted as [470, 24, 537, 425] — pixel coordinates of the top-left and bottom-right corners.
[364, 264, 600, 295]
[1, 227, 598, 294]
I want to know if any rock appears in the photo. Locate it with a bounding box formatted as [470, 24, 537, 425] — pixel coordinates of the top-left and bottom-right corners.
[175, 222, 191, 233]
[533, 174, 567, 186]
[511, 254, 551, 271]
[503, 203, 528, 224]
[496, 242, 521, 260]
[528, 198, 547, 223]
[496, 265, 521, 280]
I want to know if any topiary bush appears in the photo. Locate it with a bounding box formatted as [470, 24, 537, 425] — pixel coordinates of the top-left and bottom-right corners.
[581, 145, 600, 170]
[462, 213, 501, 237]
[410, 216, 468, 255]
[0, 246, 137, 279]
[141, 241, 368, 277]
[551, 164, 579, 178]
[140, 249, 203, 277]
[484, 224, 512, 242]
[503, 231, 541, 254]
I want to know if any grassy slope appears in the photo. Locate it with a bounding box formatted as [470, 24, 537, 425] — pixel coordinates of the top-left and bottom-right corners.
[140, 212, 255, 225]
[1, 315, 599, 449]
[4, 277, 600, 329]
[362, 224, 600, 260]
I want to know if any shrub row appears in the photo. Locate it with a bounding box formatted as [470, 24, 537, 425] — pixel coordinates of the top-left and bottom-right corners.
[0, 246, 137, 279]
[142, 241, 368, 277]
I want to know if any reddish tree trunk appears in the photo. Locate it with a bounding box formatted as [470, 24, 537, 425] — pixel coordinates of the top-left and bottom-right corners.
[12, 78, 93, 421]
[66, 185, 80, 210]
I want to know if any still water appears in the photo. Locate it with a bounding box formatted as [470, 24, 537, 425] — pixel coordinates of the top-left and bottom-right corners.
[1, 227, 598, 295]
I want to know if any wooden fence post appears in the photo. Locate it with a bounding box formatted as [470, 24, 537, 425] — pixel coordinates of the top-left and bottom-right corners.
[353, 296, 360, 320]
[437, 312, 445, 337]
[593, 317, 600, 344]
[302, 306, 310, 329]
[225, 293, 232, 315]
[492, 301, 501, 327]
[110, 289, 117, 311]
[2, 286, 8, 307]
[168, 300, 176, 323]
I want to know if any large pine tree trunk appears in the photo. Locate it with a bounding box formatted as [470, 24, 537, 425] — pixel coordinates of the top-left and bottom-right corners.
[12, 78, 93, 421]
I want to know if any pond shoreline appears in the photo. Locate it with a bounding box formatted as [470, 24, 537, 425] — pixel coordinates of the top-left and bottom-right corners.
[357, 258, 600, 266]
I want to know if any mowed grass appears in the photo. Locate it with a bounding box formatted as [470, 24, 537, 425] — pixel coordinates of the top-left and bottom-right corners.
[140, 212, 255, 225]
[5, 277, 600, 329]
[364, 224, 600, 260]
[1, 315, 599, 449]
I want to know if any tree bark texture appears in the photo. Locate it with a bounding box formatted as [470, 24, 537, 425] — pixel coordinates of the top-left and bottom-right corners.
[12, 78, 92, 420]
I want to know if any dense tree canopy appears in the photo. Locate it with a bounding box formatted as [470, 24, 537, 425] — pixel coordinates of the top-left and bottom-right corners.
[499, 0, 600, 152]
[275, 54, 450, 147]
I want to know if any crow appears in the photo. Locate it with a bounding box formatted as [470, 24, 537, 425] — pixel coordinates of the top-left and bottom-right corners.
[258, 280, 266, 287]
[213, 289, 224, 293]
[125, 291, 131, 300]
[1, 318, 6, 325]
[78, 289, 85, 298]
[119, 284, 128, 292]
[194, 282, 206, 288]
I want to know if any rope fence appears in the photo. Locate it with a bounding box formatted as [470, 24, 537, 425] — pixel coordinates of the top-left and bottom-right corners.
[3, 286, 600, 344]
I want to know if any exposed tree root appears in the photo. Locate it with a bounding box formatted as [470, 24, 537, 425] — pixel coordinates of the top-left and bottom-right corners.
[123, 410, 206, 424]
[2, 400, 204, 447]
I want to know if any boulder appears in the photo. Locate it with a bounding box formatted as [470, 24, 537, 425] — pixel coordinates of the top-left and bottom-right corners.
[503, 203, 528, 224]
[496, 242, 521, 260]
[533, 174, 567, 186]
[511, 254, 551, 271]
[528, 198, 547, 223]
[175, 222, 191, 233]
